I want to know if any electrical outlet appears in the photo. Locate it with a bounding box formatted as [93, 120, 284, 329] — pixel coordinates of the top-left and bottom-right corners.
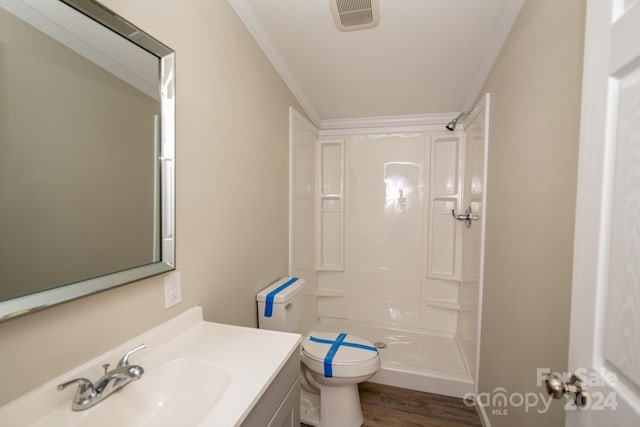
[164, 271, 182, 308]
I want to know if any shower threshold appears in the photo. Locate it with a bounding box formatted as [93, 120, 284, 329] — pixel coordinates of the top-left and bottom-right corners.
[309, 317, 474, 398]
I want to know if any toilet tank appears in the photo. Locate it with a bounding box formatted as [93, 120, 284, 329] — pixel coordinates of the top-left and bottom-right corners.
[256, 277, 304, 332]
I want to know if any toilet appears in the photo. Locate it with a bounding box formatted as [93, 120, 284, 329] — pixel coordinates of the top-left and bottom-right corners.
[257, 277, 380, 427]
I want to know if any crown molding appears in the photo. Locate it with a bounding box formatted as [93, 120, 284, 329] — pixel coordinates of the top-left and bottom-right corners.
[318, 112, 459, 136]
[321, 112, 457, 129]
[463, 0, 526, 110]
[227, 0, 321, 126]
[289, 107, 318, 135]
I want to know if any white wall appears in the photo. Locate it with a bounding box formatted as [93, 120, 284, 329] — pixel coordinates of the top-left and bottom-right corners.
[0, 0, 304, 405]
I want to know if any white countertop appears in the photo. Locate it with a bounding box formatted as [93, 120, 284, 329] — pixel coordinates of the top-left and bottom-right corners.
[0, 307, 302, 426]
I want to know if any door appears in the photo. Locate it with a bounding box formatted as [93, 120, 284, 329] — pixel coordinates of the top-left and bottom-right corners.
[567, 0, 640, 425]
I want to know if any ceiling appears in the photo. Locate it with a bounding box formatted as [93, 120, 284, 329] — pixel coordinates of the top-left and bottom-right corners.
[228, 0, 525, 127]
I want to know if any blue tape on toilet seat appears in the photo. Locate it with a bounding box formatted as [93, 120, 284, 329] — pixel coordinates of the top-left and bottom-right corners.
[264, 277, 299, 317]
[308, 333, 378, 378]
[308, 336, 379, 352]
[324, 333, 346, 378]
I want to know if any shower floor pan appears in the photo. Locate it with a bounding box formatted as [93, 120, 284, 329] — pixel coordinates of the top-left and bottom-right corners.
[309, 317, 474, 398]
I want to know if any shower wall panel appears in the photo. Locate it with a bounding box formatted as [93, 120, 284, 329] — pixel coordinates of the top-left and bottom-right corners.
[458, 98, 489, 378]
[316, 140, 345, 271]
[317, 133, 427, 328]
[289, 109, 318, 332]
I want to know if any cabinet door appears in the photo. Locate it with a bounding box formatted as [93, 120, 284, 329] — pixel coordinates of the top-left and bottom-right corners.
[267, 378, 300, 427]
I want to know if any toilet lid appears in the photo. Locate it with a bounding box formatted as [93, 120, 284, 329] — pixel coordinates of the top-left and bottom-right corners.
[302, 332, 379, 365]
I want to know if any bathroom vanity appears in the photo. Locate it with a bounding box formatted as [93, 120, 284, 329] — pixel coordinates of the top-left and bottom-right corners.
[0, 307, 302, 426]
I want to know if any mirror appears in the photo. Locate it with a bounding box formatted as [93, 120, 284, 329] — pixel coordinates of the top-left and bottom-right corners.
[0, 0, 175, 320]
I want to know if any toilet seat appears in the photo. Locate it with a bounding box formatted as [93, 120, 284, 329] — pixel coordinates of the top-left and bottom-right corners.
[302, 332, 380, 379]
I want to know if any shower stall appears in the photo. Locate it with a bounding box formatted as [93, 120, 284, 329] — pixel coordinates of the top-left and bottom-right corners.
[289, 96, 489, 398]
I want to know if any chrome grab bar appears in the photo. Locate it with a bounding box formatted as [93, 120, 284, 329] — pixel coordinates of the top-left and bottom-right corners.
[451, 206, 479, 227]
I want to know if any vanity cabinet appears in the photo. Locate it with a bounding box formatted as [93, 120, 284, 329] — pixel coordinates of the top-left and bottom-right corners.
[241, 346, 300, 427]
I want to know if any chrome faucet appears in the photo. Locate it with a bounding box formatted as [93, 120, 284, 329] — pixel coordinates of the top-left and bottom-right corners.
[57, 344, 146, 411]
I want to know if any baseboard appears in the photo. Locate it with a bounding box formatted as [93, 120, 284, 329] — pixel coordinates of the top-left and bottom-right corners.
[476, 398, 492, 427]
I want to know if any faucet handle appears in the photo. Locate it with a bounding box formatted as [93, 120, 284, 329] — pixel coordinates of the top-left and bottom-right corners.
[57, 378, 95, 398]
[117, 343, 146, 367]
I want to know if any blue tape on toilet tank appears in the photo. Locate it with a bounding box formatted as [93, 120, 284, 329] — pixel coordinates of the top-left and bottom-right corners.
[264, 277, 299, 318]
[309, 333, 378, 378]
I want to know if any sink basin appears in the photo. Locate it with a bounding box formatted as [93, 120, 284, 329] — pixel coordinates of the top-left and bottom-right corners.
[28, 359, 230, 427]
[133, 359, 230, 426]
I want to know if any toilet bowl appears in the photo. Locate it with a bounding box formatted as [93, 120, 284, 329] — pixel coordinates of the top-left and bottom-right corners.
[300, 332, 380, 427]
[257, 278, 381, 427]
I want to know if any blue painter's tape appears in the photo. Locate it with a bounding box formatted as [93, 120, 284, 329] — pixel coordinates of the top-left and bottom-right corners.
[309, 336, 379, 352]
[309, 334, 378, 378]
[324, 333, 346, 378]
[264, 277, 299, 318]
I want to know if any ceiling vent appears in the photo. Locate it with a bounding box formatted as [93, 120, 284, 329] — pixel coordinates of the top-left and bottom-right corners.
[330, 0, 379, 32]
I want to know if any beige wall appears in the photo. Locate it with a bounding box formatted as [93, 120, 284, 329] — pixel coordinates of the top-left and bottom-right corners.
[0, 0, 303, 405]
[477, 0, 585, 425]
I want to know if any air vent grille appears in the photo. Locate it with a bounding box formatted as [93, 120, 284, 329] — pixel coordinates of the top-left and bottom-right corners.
[330, 0, 379, 32]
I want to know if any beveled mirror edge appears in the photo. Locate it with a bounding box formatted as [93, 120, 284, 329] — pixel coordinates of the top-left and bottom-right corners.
[60, 0, 173, 56]
[0, 263, 175, 321]
[0, 0, 175, 322]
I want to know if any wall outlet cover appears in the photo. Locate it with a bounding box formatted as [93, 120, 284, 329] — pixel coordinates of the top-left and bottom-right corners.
[164, 271, 182, 308]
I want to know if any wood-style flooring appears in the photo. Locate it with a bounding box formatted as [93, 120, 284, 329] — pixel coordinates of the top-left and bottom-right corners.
[302, 382, 483, 427]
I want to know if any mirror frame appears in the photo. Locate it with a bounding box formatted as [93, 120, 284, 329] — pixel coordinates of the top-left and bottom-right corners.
[0, 0, 175, 321]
